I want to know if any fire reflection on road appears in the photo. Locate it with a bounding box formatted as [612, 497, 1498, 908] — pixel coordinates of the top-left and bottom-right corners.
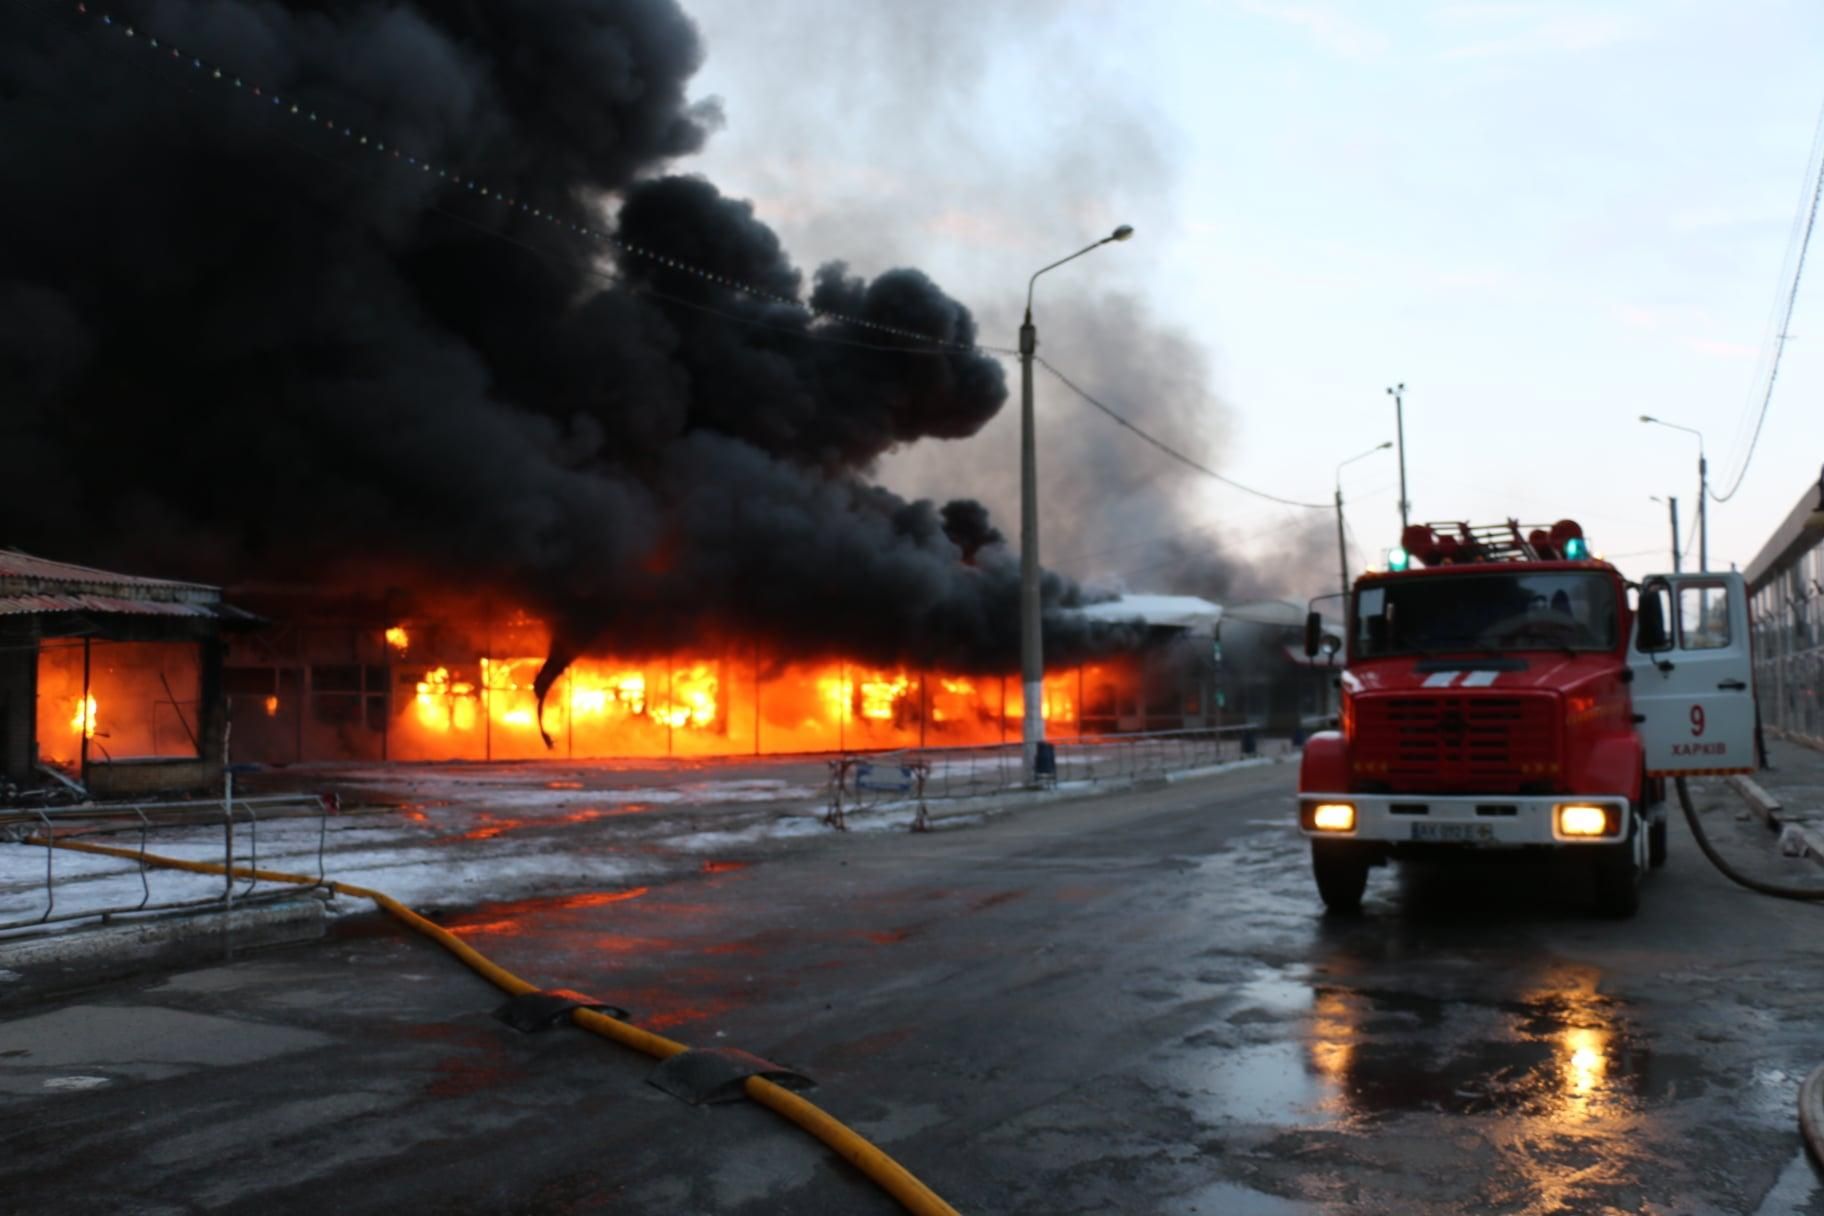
[1295, 974, 1636, 1125]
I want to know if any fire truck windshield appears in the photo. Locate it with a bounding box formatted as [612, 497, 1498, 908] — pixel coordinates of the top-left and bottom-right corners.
[1353, 571, 1618, 658]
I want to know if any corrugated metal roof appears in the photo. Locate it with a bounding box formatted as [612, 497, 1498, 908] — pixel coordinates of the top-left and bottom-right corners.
[0, 550, 221, 605]
[0, 593, 232, 619]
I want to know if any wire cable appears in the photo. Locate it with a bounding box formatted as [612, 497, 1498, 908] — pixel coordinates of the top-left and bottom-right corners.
[1712, 93, 1824, 503]
[1035, 358, 1329, 509]
[46, 0, 1014, 360]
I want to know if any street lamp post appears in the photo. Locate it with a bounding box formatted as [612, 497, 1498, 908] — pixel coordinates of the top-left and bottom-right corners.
[1650, 495, 1682, 573]
[1639, 416, 1707, 571]
[1335, 442, 1394, 613]
[1386, 383, 1410, 530]
[1020, 224, 1134, 784]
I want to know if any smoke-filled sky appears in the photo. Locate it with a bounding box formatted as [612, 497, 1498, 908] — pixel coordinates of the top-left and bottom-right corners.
[0, 0, 1153, 676]
[682, 0, 1824, 584]
[6, 0, 1821, 680]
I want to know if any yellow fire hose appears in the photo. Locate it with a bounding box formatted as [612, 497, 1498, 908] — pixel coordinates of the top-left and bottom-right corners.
[27, 835, 960, 1216]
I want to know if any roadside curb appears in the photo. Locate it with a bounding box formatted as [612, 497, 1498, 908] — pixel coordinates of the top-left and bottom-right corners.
[0, 896, 327, 987]
[1802, 1063, 1824, 1168]
[1729, 775, 1784, 830]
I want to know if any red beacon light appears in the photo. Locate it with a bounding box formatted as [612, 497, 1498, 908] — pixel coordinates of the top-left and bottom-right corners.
[1391, 518, 1592, 569]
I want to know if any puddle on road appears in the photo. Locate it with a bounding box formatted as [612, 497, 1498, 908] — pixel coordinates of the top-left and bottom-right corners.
[1189, 1041, 1338, 1123]
[1175, 1179, 1321, 1214]
[1184, 964, 1713, 1132]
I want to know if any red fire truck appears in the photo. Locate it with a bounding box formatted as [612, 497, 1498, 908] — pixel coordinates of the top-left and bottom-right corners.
[1297, 519, 1758, 918]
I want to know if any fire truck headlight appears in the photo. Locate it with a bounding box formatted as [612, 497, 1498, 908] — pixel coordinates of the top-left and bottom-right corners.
[1555, 803, 1615, 837]
[1310, 802, 1356, 832]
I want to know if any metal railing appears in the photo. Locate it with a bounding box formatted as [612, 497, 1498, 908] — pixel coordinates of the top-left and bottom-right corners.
[0, 792, 333, 936]
[825, 724, 1275, 827]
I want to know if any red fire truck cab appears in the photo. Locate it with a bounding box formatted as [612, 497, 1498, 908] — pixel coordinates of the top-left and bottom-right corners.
[1297, 519, 1757, 918]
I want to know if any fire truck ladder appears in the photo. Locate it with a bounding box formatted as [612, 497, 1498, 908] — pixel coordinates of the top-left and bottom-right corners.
[1418, 520, 1556, 564]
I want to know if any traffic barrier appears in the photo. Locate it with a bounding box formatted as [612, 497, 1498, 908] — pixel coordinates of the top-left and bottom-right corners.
[0, 793, 331, 936]
[825, 724, 1270, 825]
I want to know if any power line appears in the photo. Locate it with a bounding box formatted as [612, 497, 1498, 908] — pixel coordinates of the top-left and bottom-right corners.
[1034, 358, 1329, 510]
[1712, 91, 1824, 503]
[48, 1, 1016, 360]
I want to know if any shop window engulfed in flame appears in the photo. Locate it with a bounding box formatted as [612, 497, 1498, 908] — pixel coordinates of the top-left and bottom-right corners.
[377, 631, 1094, 762]
[415, 666, 477, 732]
[654, 665, 718, 729]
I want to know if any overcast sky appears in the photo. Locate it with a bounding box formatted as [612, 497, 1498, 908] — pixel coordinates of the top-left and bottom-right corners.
[677, 0, 1823, 591]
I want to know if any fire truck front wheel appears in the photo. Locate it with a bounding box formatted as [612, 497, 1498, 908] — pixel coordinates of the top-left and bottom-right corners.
[1311, 840, 1370, 913]
[1592, 833, 1642, 919]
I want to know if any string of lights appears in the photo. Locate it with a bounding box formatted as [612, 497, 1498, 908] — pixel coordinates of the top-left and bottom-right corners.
[1035, 358, 1330, 510]
[48, 1, 1013, 358]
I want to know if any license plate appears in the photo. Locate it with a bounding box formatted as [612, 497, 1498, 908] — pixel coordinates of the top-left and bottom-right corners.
[1410, 822, 1497, 843]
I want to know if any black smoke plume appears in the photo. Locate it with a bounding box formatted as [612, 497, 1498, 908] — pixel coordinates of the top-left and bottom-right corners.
[0, 0, 1131, 705]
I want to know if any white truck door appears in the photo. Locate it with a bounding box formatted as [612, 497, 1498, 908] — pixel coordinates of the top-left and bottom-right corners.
[1628, 572, 1756, 776]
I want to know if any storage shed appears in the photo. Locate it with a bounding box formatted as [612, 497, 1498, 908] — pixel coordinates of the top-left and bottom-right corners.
[0, 551, 256, 799]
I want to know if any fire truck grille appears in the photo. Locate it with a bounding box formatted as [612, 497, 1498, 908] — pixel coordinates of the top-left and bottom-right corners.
[1355, 694, 1559, 792]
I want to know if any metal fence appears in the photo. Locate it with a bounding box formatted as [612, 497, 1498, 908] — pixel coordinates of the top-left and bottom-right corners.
[0, 791, 332, 937]
[824, 724, 1274, 828]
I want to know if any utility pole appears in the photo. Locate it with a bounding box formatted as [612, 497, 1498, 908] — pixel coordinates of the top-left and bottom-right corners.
[1652, 495, 1682, 571]
[1641, 416, 1707, 572]
[1335, 441, 1393, 628]
[1334, 486, 1350, 602]
[1698, 452, 1708, 573]
[1386, 383, 1410, 530]
[1019, 225, 1133, 785]
[1019, 306, 1040, 780]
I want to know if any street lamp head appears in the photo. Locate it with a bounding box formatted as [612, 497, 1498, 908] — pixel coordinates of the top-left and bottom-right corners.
[1376, 440, 1393, 450]
[1108, 224, 1135, 243]
[1639, 414, 1656, 423]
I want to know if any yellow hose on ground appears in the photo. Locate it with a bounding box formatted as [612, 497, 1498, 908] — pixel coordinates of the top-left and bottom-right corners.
[28, 835, 960, 1216]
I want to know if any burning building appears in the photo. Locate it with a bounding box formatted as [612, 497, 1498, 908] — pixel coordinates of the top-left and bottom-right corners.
[208, 589, 1330, 766]
[0, 552, 257, 797]
[219, 588, 1120, 764]
[1074, 595, 1340, 738]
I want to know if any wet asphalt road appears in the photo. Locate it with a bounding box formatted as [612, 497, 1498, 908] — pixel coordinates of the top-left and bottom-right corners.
[3, 756, 1824, 1215]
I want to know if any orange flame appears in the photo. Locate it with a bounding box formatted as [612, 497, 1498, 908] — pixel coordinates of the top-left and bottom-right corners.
[385, 626, 410, 652]
[70, 696, 97, 739]
[378, 622, 1097, 762]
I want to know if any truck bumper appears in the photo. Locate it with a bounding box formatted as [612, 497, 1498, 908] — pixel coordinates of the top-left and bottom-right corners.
[1297, 792, 1631, 848]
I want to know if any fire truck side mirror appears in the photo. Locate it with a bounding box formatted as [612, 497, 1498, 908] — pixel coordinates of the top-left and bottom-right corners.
[1636, 585, 1672, 653]
[1304, 611, 1322, 658]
